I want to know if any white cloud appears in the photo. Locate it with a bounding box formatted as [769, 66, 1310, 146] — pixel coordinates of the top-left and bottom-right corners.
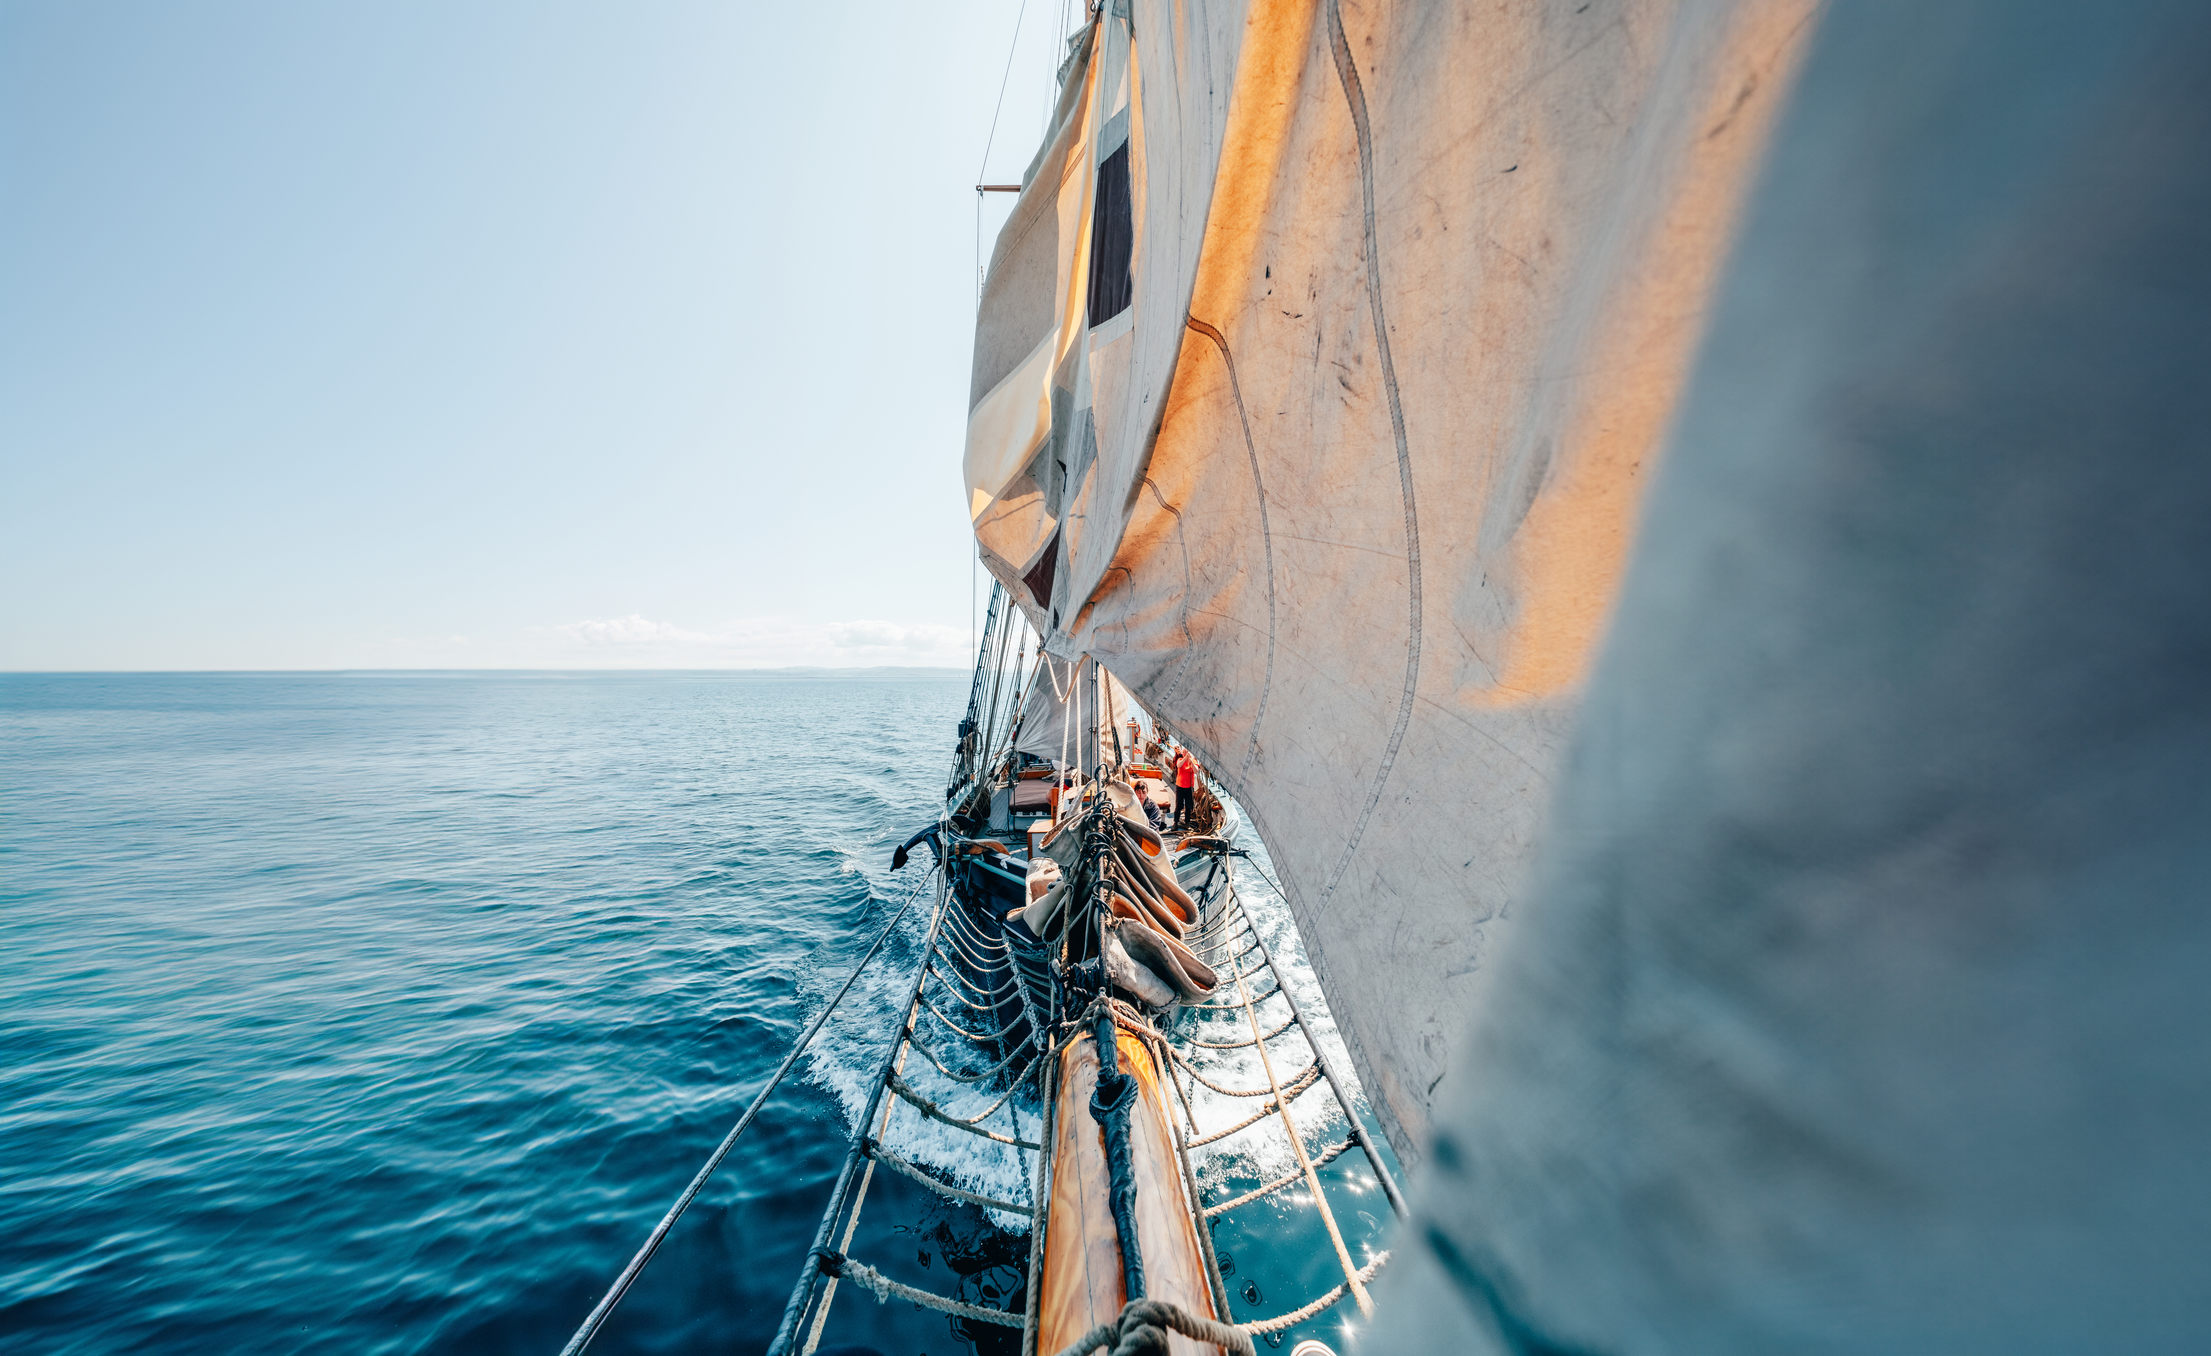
[825, 620, 968, 652]
[531, 614, 969, 668]
[552, 614, 720, 648]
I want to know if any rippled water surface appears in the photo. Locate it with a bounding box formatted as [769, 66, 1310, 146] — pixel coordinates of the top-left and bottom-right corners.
[0, 672, 1387, 1356]
[0, 672, 978, 1355]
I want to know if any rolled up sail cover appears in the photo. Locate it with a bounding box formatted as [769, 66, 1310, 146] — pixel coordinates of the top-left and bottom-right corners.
[968, 0, 1818, 1159]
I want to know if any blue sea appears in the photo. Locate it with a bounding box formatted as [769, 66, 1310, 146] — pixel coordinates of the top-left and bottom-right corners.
[0, 673, 1385, 1356]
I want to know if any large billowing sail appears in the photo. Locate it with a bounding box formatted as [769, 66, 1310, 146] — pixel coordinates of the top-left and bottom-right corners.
[972, 0, 2211, 1348]
[967, 0, 1817, 1161]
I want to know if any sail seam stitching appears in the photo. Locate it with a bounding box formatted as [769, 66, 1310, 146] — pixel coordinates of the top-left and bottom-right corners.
[1322, 0, 1423, 899]
[1139, 475, 1202, 705]
[1184, 315, 1281, 784]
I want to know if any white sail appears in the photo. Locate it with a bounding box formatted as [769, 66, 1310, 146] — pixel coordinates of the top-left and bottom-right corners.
[973, 0, 2211, 1348]
[967, 0, 1816, 1160]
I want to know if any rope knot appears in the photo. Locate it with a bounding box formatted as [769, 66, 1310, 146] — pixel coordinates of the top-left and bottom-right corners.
[809, 1246, 845, 1279]
[1046, 1297, 1257, 1356]
[1109, 1298, 1174, 1356]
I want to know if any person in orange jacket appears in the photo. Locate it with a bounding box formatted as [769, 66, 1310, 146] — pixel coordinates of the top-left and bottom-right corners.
[1172, 746, 1198, 829]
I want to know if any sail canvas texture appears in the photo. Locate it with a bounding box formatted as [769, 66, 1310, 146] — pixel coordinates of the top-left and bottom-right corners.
[1363, 0, 2211, 1348]
[968, 0, 1818, 1162]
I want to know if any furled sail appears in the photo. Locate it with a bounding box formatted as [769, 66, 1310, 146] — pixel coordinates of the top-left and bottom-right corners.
[966, 0, 1817, 1160]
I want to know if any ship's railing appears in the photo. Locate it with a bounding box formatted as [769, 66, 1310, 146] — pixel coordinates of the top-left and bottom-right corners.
[770, 864, 1051, 1356]
[1142, 857, 1408, 1344]
[766, 827, 1407, 1356]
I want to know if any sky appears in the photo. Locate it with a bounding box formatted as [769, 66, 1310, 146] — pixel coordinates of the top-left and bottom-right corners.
[0, 1, 1074, 670]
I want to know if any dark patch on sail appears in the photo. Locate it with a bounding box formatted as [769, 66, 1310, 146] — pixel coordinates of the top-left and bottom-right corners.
[1088, 141, 1135, 327]
[1022, 529, 1062, 612]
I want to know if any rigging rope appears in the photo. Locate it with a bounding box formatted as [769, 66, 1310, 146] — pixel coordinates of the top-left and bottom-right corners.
[888, 1071, 1041, 1147]
[559, 871, 930, 1356]
[824, 1251, 1027, 1329]
[867, 1140, 1035, 1217]
[1242, 1253, 1392, 1335]
[1183, 1068, 1323, 1147]
[1201, 1139, 1358, 1218]
[918, 989, 1002, 1043]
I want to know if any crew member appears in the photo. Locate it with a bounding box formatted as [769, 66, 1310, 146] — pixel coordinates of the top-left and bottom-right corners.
[1173, 746, 1198, 829]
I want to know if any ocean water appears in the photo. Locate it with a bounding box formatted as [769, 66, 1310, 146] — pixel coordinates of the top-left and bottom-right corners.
[0, 672, 1388, 1356]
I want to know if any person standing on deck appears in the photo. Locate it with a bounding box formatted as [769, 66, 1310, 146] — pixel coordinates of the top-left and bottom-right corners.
[1172, 746, 1198, 829]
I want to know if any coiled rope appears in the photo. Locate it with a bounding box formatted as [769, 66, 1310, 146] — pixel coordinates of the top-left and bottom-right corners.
[1047, 1297, 1257, 1356]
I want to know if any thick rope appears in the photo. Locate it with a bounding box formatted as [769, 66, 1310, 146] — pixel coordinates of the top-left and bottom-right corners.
[910, 1026, 1033, 1085]
[918, 990, 1001, 1043]
[1186, 982, 1280, 1011]
[1046, 1297, 1256, 1356]
[1088, 1010, 1148, 1305]
[942, 903, 1013, 960]
[1229, 937, 1371, 1318]
[928, 959, 1021, 1005]
[1201, 1138, 1356, 1217]
[1184, 1066, 1321, 1147]
[887, 1071, 1041, 1147]
[823, 1252, 1024, 1328]
[1172, 1052, 1321, 1099]
[866, 1141, 1033, 1217]
[1242, 1252, 1391, 1334]
[1185, 1011, 1298, 1050]
[937, 920, 1013, 975]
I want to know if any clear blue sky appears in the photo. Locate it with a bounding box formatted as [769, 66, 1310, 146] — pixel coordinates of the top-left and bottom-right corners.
[1, 1, 1070, 669]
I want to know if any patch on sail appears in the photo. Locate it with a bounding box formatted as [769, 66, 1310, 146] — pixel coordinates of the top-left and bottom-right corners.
[1087, 142, 1134, 326]
[1022, 529, 1062, 614]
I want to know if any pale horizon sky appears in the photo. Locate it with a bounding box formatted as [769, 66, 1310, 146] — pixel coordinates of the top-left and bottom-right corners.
[1, 1, 1070, 670]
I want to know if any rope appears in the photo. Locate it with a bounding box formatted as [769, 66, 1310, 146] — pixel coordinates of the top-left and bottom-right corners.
[559, 874, 929, 1356]
[1185, 1012, 1298, 1049]
[1173, 1051, 1321, 1099]
[910, 1026, 1034, 1085]
[943, 900, 1013, 955]
[1186, 982, 1280, 1011]
[887, 1072, 1041, 1147]
[1228, 930, 1372, 1318]
[927, 962, 1020, 1007]
[918, 990, 1001, 1043]
[929, 935, 1019, 994]
[1202, 1139, 1356, 1217]
[1046, 1297, 1256, 1356]
[1088, 1010, 1147, 1304]
[866, 1141, 1033, 1217]
[1223, 872, 1411, 1220]
[1242, 1252, 1391, 1334]
[1184, 1066, 1321, 1147]
[939, 915, 1013, 970]
[823, 1252, 1025, 1329]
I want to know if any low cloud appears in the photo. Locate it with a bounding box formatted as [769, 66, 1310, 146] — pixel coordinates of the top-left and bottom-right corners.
[536, 614, 968, 668]
[826, 620, 967, 652]
[552, 615, 720, 648]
